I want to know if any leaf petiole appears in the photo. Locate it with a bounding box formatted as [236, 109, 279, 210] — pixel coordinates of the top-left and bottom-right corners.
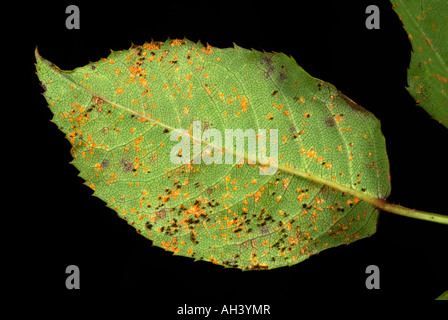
[278, 165, 448, 225]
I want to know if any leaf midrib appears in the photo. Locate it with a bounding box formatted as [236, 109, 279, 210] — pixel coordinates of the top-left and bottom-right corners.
[37, 50, 388, 212]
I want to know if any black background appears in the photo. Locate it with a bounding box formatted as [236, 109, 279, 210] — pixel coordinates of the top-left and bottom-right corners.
[14, 0, 448, 310]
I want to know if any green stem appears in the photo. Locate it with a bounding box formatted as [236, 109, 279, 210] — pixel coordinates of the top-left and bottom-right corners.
[374, 201, 448, 225]
[278, 165, 448, 225]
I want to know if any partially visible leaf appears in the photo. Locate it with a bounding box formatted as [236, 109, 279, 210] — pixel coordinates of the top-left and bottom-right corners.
[391, 0, 448, 128]
[436, 290, 448, 300]
[35, 39, 391, 270]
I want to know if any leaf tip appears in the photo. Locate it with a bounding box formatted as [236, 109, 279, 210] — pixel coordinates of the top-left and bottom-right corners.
[34, 46, 48, 69]
[34, 46, 41, 61]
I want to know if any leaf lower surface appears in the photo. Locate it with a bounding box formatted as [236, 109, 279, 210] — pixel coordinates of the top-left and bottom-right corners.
[391, 0, 448, 128]
[436, 290, 448, 300]
[36, 39, 391, 270]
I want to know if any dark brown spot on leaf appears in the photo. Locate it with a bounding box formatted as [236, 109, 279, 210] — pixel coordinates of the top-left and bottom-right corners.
[121, 158, 133, 172]
[337, 90, 367, 113]
[100, 159, 110, 168]
[324, 117, 336, 127]
[279, 72, 287, 81]
[262, 55, 272, 65]
[145, 221, 153, 230]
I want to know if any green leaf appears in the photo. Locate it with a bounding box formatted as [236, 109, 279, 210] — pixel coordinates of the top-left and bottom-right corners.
[36, 39, 391, 270]
[391, 0, 448, 128]
[436, 290, 448, 300]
